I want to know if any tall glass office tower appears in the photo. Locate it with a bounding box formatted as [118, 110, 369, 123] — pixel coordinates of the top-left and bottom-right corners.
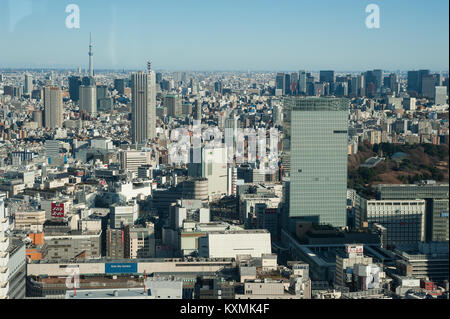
[298, 70, 307, 95]
[283, 97, 349, 229]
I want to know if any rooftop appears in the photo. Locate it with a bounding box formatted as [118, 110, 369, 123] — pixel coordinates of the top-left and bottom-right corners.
[66, 288, 148, 299]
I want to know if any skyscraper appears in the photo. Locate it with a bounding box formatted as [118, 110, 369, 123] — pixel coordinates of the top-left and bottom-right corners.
[357, 74, 365, 97]
[298, 70, 307, 95]
[418, 69, 430, 95]
[82, 76, 95, 86]
[165, 93, 182, 118]
[319, 70, 335, 83]
[284, 73, 291, 95]
[43, 87, 63, 129]
[407, 70, 420, 94]
[421, 74, 437, 99]
[283, 97, 349, 229]
[319, 70, 335, 95]
[69, 76, 82, 101]
[155, 72, 162, 83]
[214, 81, 223, 94]
[114, 79, 126, 95]
[79, 85, 97, 115]
[388, 73, 399, 95]
[434, 86, 448, 105]
[194, 99, 202, 121]
[96, 85, 108, 101]
[188, 146, 228, 200]
[131, 64, 156, 144]
[24, 73, 33, 95]
[373, 69, 383, 93]
[350, 77, 359, 97]
[290, 72, 299, 95]
[275, 73, 285, 95]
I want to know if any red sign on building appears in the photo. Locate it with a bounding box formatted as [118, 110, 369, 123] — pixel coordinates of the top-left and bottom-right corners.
[51, 202, 65, 218]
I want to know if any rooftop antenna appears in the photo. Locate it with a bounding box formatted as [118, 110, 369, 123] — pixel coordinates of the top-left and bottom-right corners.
[147, 61, 152, 73]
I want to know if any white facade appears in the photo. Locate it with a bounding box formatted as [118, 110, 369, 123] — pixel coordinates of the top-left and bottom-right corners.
[198, 208, 210, 223]
[434, 86, 447, 105]
[240, 193, 281, 223]
[200, 230, 271, 259]
[79, 219, 102, 232]
[203, 147, 228, 200]
[120, 150, 153, 174]
[14, 210, 45, 232]
[27, 259, 233, 277]
[115, 181, 152, 202]
[189, 146, 228, 200]
[174, 207, 187, 229]
[127, 224, 155, 259]
[110, 203, 138, 229]
[41, 199, 72, 220]
[7, 243, 26, 299]
[145, 277, 183, 299]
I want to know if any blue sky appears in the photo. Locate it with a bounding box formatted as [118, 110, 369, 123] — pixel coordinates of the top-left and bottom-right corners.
[0, 0, 448, 71]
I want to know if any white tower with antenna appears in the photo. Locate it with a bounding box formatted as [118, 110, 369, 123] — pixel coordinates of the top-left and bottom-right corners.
[88, 33, 94, 77]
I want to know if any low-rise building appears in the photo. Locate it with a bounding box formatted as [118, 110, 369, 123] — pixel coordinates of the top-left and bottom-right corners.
[199, 229, 271, 259]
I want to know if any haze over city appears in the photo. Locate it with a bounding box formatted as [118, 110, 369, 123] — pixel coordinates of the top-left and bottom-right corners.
[0, 0, 448, 305]
[0, 0, 448, 71]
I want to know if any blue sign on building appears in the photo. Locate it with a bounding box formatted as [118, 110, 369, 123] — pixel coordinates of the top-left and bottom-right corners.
[105, 263, 137, 274]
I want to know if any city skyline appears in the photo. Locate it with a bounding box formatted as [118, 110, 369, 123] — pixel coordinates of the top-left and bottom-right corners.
[0, 0, 448, 302]
[0, 0, 448, 71]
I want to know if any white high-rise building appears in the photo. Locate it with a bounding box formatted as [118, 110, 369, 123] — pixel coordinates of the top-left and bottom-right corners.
[131, 66, 156, 144]
[188, 146, 228, 200]
[434, 86, 447, 105]
[45, 140, 62, 166]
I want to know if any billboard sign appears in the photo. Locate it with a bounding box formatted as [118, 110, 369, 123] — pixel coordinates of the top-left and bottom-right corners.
[105, 263, 137, 274]
[366, 265, 381, 290]
[346, 244, 363, 255]
[51, 202, 65, 218]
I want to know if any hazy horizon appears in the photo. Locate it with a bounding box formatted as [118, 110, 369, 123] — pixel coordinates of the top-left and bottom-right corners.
[0, 0, 448, 71]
